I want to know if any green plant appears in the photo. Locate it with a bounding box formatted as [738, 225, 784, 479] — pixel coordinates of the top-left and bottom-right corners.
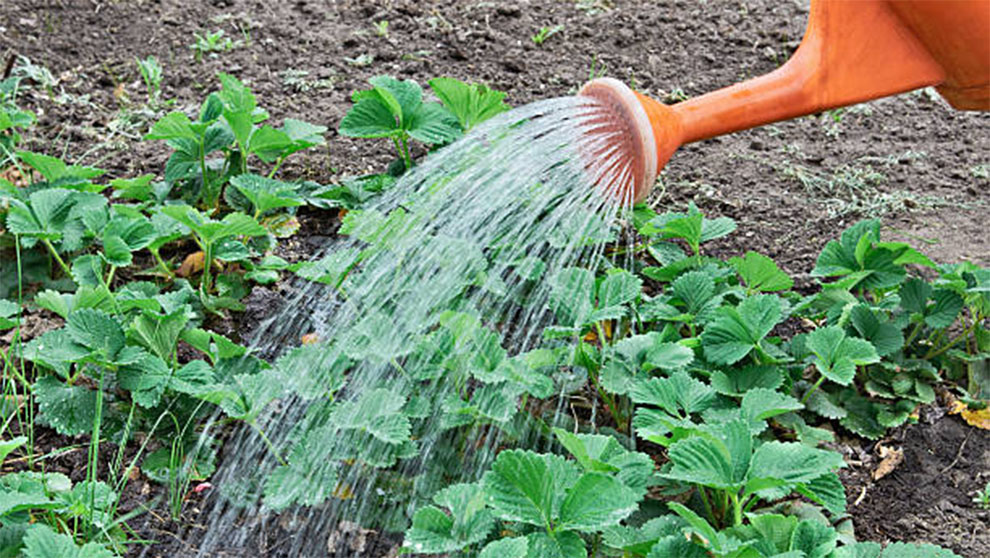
[339, 75, 461, 171]
[144, 73, 326, 211]
[373, 20, 389, 38]
[973, 481, 990, 510]
[0, 77, 36, 166]
[189, 29, 242, 62]
[135, 56, 164, 107]
[428, 77, 510, 132]
[531, 25, 564, 46]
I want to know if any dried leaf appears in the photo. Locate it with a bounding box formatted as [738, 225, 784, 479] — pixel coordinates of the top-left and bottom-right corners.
[949, 400, 990, 430]
[176, 251, 205, 278]
[301, 333, 319, 345]
[872, 444, 903, 480]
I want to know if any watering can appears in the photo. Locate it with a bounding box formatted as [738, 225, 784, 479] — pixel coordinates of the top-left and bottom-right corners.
[580, 0, 990, 203]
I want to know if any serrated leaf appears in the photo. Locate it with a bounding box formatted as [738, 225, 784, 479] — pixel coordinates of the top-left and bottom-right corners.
[559, 473, 639, 531]
[117, 350, 171, 407]
[925, 289, 963, 328]
[806, 326, 879, 386]
[741, 388, 803, 426]
[710, 365, 783, 396]
[230, 174, 303, 215]
[22, 524, 115, 558]
[702, 295, 782, 365]
[482, 450, 578, 528]
[66, 309, 124, 360]
[746, 442, 845, 496]
[479, 537, 528, 558]
[407, 102, 461, 144]
[731, 251, 793, 292]
[144, 111, 197, 141]
[849, 305, 904, 357]
[429, 77, 509, 131]
[33, 376, 97, 436]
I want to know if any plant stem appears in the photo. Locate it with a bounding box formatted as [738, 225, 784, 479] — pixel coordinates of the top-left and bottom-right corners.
[730, 492, 743, 526]
[924, 320, 979, 361]
[250, 421, 287, 467]
[800, 375, 827, 405]
[267, 156, 286, 179]
[152, 249, 175, 279]
[42, 239, 72, 278]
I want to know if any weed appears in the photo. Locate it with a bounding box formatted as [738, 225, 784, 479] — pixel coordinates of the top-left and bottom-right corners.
[189, 30, 242, 62]
[344, 53, 375, 67]
[974, 482, 990, 510]
[575, 0, 614, 16]
[373, 20, 389, 38]
[531, 24, 564, 46]
[135, 56, 164, 107]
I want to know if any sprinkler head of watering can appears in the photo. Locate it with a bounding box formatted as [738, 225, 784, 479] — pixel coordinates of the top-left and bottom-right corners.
[578, 78, 681, 205]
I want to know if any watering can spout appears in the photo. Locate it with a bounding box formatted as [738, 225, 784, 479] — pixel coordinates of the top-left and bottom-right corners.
[580, 0, 989, 204]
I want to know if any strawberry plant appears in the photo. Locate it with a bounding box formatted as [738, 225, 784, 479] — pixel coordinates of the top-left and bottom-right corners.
[339, 75, 461, 171]
[144, 73, 326, 211]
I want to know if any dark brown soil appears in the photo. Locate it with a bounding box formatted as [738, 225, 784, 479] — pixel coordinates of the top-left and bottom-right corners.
[2, 1, 988, 557]
[839, 409, 990, 558]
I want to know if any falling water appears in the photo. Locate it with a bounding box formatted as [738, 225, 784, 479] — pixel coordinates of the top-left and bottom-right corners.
[178, 95, 641, 557]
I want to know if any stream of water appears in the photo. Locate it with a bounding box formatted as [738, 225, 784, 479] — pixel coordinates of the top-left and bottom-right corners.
[180, 95, 639, 557]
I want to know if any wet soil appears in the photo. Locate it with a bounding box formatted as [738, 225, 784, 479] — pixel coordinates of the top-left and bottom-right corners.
[2, 0, 988, 556]
[839, 408, 990, 558]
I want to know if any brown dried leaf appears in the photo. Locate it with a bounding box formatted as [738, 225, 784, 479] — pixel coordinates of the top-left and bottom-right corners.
[872, 444, 904, 480]
[176, 251, 206, 278]
[949, 400, 990, 430]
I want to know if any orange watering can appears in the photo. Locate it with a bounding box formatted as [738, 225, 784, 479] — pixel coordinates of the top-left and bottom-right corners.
[580, 0, 990, 204]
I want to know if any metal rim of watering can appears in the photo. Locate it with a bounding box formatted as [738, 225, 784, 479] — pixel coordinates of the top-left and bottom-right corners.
[578, 77, 658, 205]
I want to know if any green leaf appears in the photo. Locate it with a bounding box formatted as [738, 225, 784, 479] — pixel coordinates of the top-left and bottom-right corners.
[483, 450, 579, 528]
[806, 326, 879, 386]
[145, 111, 197, 141]
[339, 95, 398, 138]
[6, 188, 77, 240]
[899, 278, 932, 314]
[598, 270, 642, 308]
[526, 531, 586, 558]
[664, 434, 738, 490]
[66, 309, 124, 361]
[731, 251, 793, 292]
[405, 483, 494, 553]
[702, 295, 782, 365]
[230, 174, 303, 215]
[558, 473, 639, 531]
[17, 152, 104, 183]
[33, 376, 97, 436]
[741, 388, 803, 427]
[263, 441, 339, 511]
[0, 436, 27, 463]
[407, 102, 462, 144]
[710, 365, 783, 396]
[813, 220, 914, 290]
[117, 350, 171, 407]
[130, 309, 189, 362]
[925, 289, 963, 328]
[643, 342, 694, 371]
[746, 441, 845, 495]
[796, 472, 847, 515]
[429, 77, 510, 131]
[161, 205, 266, 245]
[22, 524, 115, 558]
[479, 537, 528, 558]
[849, 305, 904, 357]
[646, 535, 708, 558]
[548, 268, 595, 327]
[329, 388, 410, 444]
